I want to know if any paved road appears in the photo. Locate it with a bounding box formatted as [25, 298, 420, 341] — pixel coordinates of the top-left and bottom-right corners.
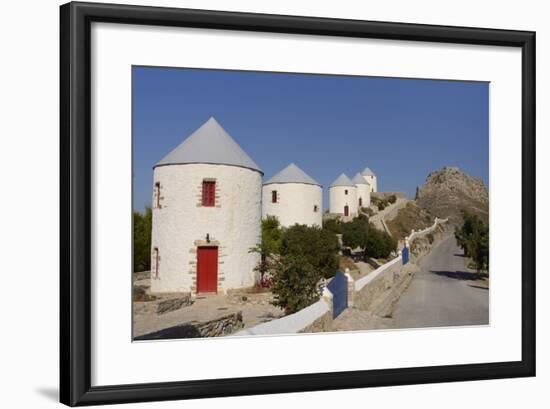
[392, 235, 489, 329]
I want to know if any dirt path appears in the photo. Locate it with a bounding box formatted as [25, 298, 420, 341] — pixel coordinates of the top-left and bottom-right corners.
[369, 198, 410, 232]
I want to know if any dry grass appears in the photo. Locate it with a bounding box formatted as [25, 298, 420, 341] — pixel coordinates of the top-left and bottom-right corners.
[386, 202, 434, 240]
[339, 256, 359, 273]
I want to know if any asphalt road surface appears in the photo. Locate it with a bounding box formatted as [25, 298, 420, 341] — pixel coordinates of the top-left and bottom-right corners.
[392, 235, 489, 329]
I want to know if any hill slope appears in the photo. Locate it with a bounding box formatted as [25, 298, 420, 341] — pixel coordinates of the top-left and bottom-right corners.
[415, 166, 488, 225]
[386, 202, 434, 240]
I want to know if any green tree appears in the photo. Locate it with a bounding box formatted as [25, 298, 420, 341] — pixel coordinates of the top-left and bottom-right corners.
[280, 224, 340, 279]
[455, 212, 489, 273]
[341, 215, 369, 256]
[341, 215, 396, 260]
[133, 207, 152, 272]
[271, 254, 323, 314]
[323, 218, 342, 235]
[249, 216, 283, 281]
[365, 227, 397, 259]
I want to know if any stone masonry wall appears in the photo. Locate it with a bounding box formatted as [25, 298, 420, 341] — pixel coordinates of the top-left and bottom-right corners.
[298, 310, 333, 333]
[197, 312, 244, 337]
[353, 259, 403, 311]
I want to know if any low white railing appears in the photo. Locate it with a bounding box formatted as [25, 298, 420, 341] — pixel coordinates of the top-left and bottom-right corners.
[405, 217, 448, 246]
[233, 298, 331, 336]
[354, 256, 402, 292]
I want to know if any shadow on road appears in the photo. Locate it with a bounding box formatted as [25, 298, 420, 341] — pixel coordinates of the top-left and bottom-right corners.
[430, 270, 487, 281]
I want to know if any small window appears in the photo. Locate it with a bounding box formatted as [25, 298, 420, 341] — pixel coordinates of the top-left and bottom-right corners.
[272, 190, 278, 203]
[345, 189, 348, 195]
[313, 205, 319, 212]
[153, 247, 159, 279]
[202, 181, 216, 206]
[154, 182, 161, 208]
[359, 197, 362, 207]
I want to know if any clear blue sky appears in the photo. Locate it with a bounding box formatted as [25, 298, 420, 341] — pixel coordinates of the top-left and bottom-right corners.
[133, 66, 488, 212]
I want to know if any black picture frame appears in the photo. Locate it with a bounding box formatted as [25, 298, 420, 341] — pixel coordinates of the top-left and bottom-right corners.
[60, 1, 536, 406]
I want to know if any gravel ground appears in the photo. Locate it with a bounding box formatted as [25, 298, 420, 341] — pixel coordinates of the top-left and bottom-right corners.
[133, 290, 284, 338]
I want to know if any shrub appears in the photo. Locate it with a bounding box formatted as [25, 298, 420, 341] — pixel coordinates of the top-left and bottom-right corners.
[133, 207, 152, 272]
[365, 227, 397, 259]
[271, 254, 323, 314]
[455, 212, 489, 273]
[323, 218, 342, 234]
[341, 215, 369, 253]
[260, 215, 282, 255]
[280, 224, 340, 279]
[250, 215, 283, 282]
[388, 194, 397, 204]
[341, 215, 396, 260]
[376, 198, 389, 211]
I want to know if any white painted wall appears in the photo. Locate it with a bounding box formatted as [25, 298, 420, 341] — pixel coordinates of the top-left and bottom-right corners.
[355, 182, 371, 209]
[363, 174, 377, 192]
[150, 163, 261, 293]
[234, 298, 330, 336]
[262, 183, 322, 227]
[329, 185, 358, 216]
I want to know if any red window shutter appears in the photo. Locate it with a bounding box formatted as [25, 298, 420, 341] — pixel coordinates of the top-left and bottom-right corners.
[202, 181, 215, 206]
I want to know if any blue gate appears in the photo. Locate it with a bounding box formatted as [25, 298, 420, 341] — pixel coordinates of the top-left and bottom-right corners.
[327, 272, 348, 319]
[402, 246, 409, 265]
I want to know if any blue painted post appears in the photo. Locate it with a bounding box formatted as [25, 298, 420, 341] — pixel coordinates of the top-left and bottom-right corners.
[327, 272, 348, 319]
[402, 246, 409, 265]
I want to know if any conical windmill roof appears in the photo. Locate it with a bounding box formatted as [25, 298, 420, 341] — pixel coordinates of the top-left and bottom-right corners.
[361, 167, 375, 176]
[264, 163, 321, 186]
[154, 117, 262, 173]
[352, 172, 370, 185]
[329, 173, 354, 188]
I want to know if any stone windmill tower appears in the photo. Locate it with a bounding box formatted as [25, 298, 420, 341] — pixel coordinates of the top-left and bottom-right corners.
[262, 163, 322, 227]
[329, 173, 357, 218]
[361, 167, 377, 192]
[150, 117, 262, 294]
[352, 172, 371, 209]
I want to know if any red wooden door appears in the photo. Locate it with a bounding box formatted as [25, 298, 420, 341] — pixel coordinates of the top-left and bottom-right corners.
[344, 205, 349, 216]
[197, 247, 218, 293]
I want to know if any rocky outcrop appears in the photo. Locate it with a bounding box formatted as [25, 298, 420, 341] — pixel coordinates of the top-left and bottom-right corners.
[415, 167, 488, 225]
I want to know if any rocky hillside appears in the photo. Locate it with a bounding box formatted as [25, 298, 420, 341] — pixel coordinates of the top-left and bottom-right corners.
[415, 167, 488, 225]
[386, 202, 434, 240]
